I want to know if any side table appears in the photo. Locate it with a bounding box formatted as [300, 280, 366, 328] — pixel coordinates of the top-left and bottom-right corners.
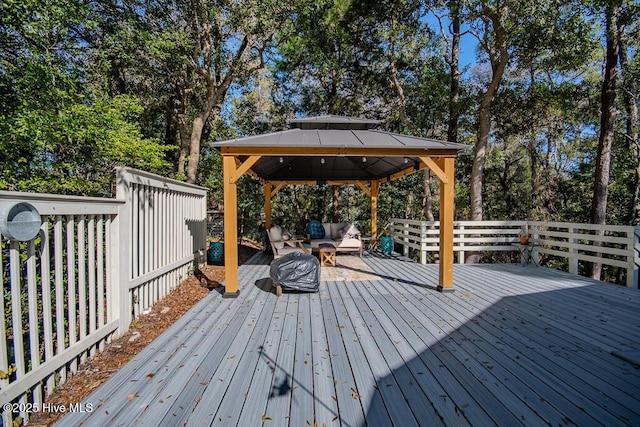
[319, 243, 336, 267]
[512, 243, 540, 266]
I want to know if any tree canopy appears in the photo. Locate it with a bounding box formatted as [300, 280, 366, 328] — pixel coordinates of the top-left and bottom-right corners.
[1, 0, 639, 231]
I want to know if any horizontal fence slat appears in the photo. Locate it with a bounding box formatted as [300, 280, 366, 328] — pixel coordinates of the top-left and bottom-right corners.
[535, 238, 631, 257]
[128, 253, 202, 290]
[539, 248, 632, 269]
[0, 321, 119, 404]
[530, 221, 633, 233]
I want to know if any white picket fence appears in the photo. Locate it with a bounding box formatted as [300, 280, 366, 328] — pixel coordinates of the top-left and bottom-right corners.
[390, 219, 640, 288]
[0, 167, 207, 424]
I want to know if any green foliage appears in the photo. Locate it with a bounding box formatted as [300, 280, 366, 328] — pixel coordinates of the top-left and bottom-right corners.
[0, 0, 174, 195]
[1, 95, 174, 195]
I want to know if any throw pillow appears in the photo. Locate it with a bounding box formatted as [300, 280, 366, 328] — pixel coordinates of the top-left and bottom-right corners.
[270, 225, 283, 241]
[340, 222, 360, 238]
[307, 220, 325, 239]
[330, 223, 346, 239]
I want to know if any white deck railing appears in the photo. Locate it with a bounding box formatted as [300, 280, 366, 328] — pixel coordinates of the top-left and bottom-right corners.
[390, 219, 639, 289]
[0, 167, 207, 424]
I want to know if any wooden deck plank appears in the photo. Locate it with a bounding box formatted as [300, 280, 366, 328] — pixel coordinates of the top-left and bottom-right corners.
[318, 280, 366, 427]
[236, 286, 289, 427]
[56, 254, 640, 427]
[58, 295, 230, 426]
[380, 260, 633, 422]
[136, 264, 267, 426]
[454, 266, 640, 380]
[392, 280, 579, 426]
[170, 266, 271, 425]
[334, 280, 422, 426]
[355, 278, 472, 427]
[418, 283, 609, 425]
[449, 266, 640, 424]
[288, 294, 315, 427]
[325, 282, 394, 426]
[390, 262, 640, 426]
[262, 290, 300, 424]
[124, 262, 266, 426]
[308, 288, 340, 425]
[56, 258, 268, 427]
[365, 259, 527, 426]
[463, 265, 640, 343]
[345, 279, 447, 426]
[203, 282, 278, 425]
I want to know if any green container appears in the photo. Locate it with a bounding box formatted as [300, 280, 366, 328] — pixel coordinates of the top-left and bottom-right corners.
[380, 236, 393, 255]
[207, 241, 224, 263]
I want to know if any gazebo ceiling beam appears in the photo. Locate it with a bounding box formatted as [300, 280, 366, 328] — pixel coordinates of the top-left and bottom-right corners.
[271, 182, 286, 197]
[355, 182, 371, 197]
[231, 155, 261, 183]
[419, 156, 448, 184]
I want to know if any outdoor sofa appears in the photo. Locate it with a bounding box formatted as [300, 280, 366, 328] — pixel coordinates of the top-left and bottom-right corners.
[306, 221, 363, 256]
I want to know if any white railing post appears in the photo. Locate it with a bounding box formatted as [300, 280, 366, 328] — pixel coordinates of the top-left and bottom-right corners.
[403, 222, 409, 257]
[420, 222, 427, 264]
[530, 222, 540, 265]
[569, 225, 578, 275]
[114, 167, 132, 334]
[631, 227, 640, 289]
[458, 224, 465, 264]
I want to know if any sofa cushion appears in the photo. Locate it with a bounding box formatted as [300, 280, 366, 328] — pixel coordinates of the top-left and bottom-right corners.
[336, 237, 361, 248]
[322, 223, 331, 239]
[269, 225, 285, 250]
[307, 220, 325, 239]
[330, 222, 347, 239]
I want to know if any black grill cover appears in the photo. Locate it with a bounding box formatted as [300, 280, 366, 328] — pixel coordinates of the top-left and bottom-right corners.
[269, 252, 320, 292]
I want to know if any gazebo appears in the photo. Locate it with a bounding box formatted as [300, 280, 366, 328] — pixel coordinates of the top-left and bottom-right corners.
[210, 115, 468, 297]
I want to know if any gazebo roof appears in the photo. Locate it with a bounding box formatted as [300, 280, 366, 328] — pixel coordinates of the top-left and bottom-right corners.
[210, 115, 468, 183]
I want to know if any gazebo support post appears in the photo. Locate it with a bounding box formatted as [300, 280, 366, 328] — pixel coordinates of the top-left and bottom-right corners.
[437, 157, 455, 292]
[371, 180, 379, 240]
[264, 183, 272, 229]
[222, 155, 240, 298]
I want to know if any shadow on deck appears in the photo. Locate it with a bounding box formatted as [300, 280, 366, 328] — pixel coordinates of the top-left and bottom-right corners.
[57, 251, 640, 426]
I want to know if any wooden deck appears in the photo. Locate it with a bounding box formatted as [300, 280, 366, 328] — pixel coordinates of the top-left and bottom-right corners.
[56, 252, 640, 426]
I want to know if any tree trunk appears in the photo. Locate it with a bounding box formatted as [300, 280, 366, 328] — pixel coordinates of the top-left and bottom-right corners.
[422, 169, 435, 221]
[469, 5, 508, 223]
[590, 0, 620, 280]
[618, 22, 640, 225]
[467, 4, 508, 263]
[175, 84, 192, 179]
[186, 115, 205, 184]
[332, 186, 339, 222]
[176, 116, 190, 179]
[447, 0, 461, 143]
[528, 68, 540, 217]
